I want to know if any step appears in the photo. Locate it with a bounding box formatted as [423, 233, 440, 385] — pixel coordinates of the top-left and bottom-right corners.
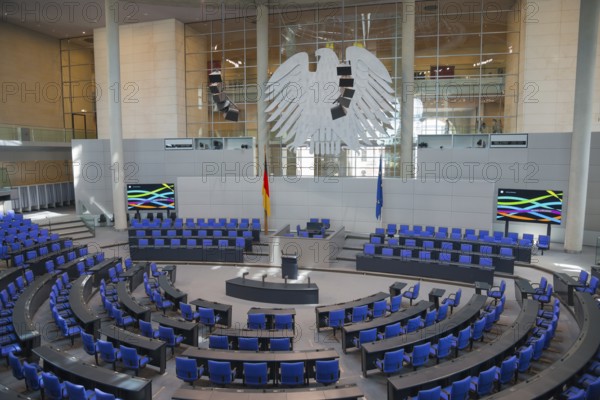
[34, 215, 82, 227]
[54, 227, 91, 236]
[69, 232, 95, 241]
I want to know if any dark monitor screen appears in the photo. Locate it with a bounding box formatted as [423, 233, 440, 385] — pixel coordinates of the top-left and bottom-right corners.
[496, 188, 563, 225]
[127, 183, 175, 210]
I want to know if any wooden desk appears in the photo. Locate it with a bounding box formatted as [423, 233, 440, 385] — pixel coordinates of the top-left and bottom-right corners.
[69, 274, 101, 339]
[315, 292, 389, 332]
[171, 384, 364, 400]
[386, 299, 538, 399]
[100, 324, 167, 374]
[152, 314, 199, 346]
[341, 300, 432, 353]
[116, 281, 151, 322]
[212, 327, 295, 351]
[181, 347, 338, 385]
[247, 307, 296, 331]
[158, 274, 187, 308]
[190, 298, 232, 328]
[34, 345, 152, 400]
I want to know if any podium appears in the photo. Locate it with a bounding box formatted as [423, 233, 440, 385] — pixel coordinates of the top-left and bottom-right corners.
[281, 254, 299, 280]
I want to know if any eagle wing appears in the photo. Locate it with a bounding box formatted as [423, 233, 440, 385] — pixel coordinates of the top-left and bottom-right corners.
[265, 52, 310, 149]
[344, 46, 395, 148]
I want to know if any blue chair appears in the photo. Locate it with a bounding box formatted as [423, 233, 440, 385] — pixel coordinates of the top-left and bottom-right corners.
[81, 331, 98, 364]
[419, 251, 431, 260]
[439, 252, 452, 263]
[489, 280, 506, 304]
[436, 303, 449, 322]
[352, 328, 377, 349]
[247, 313, 266, 329]
[499, 247, 513, 257]
[442, 288, 462, 314]
[209, 335, 230, 350]
[413, 386, 441, 400]
[97, 339, 121, 370]
[495, 355, 518, 389]
[65, 381, 96, 400]
[404, 342, 431, 370]
[430, 334, 455, 364]
[152, 290, 174, 315]
[347, 305, 369, 323]
[139, 320, 159, 339]
[325, 309, 345, 336]
[175, 357, 204, 387]
[371, 299, 388, 319]
[114, 308, 137, 329]
[57, 316, 82, 345]
[274, 314, 293, 330]
[388, 295, 402, 312]
[364, 244, 375, 255]
[95, 389, 123, 400]
[371, 236, 382, 244]
[239, 337, 260, 351]
[377, 322, 403, 340]
[422, 309, 437, 328]
[470, 365, 496, 397]
[562, 379, 600, 399]
[243, 362, 269, 386]
[22, 361, 42, 391]
[576, 276, 599, 294]
[528, 333, 546, 361]
[532, 276, 548, 295]
[405, 239, 417, 247]
[441, 375, 471, 400]
[158, 325, 184, 355]
[403, 282, 420, 306]
[198, 307, 220, 330]
[401, 249, 412, 258]
[538, 235, 550, 254]
[387, 224, 397, 237]
[389, 238, 399, 246]
[479, 257, 493, 267]
[180, 303, 200, 322]
[471, 317, 486, 345]
[121, 345, 150, 376]
[458, 254, 472, 264]
[150, 263, 165, 278]
[517, 345, 533, 374]
[270, 338, 291, 351]
[453, 325, 472, 357]
[572, 270, 589, 286]
[208, 360, 237, 385]
[533, 284, 553, 306]
[41, 372, 67, 400]
[314, 359, 340, 385]
[375, 348, 404, 375]
[406, 316, 421, 333]
[460, 243, 472, 253]
[9, 351, 24, 380]
[279, 362, 304, 386]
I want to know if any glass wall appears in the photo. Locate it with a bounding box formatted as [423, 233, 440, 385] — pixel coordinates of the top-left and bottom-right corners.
[184, 0, 521, 177]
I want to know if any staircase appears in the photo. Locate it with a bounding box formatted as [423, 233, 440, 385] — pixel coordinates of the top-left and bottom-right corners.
[35, 215, 95, 241]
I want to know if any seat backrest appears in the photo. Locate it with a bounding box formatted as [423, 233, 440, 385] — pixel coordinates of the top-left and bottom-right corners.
[372, 300, 387, 318]
[42, 372, 64, 398]
[280, 362, 304, 386]
[243, 362, 268, 385]
[176, 357, 200, 381]
[498, 355, 517, 383]
[352, 305, 368, 322]
[23, 362, 41, 390]
[472, 317, 486, 340]
[9, 351, 24, 379]
[97, 340, 116, 360]
[382, 247, 393, 257]
[518, 345, 533, 371]
[457, 326, 471, 349]
[589, 276, 599, 291]
[389, 295, 402, 312]
[274, 314, 293, 329]
[94, 389, 116, 400]
[315, 359, 339, 384]
[424, 310, 436, 327]
[270, 338, 291, 351]
[476, 366, 497, 395]
[449, 376, 471, 400]
[359, 328, 377, 344]
[198, 307, 216, 325]
[417, 386, 441, 400]
[328, 309, 345, 327]
[454, 288, 462, 305]
[411, 342, 431, 366]
[81, 332, 96, 354]
[158, 326, 175, 342]
[437, 303, 448, 321]
[458, 254, 472, 264]
[248, 313, 266, 329]
[383, 349, 404, 373]
[364, 244, 375, 255]
[439, 252, 451, 263]
[413, 282, 420, 297]
[384, 322, 402, 338]
[209, 335, 229, 349]
[401, 249, 412, 258]
[120, 345, 138, 367]
[238, 337, 259, 351]
[208, 360, 234, 384]
[480, 257, 493, 267]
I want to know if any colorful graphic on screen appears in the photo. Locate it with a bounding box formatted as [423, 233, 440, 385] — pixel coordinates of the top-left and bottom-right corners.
[497, 189, 562, 225]
[127, 183, 175, 210]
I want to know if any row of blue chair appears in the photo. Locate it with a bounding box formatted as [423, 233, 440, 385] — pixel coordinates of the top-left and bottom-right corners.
[13, 239, 77, 270]
[131, 217, 260, 230]
[370, 237, 516, 257]
[135, 320, 184, 355]
[9, 351, 122, 399]
[175, 357, 340, 387]
[0, 269, 30, 360]
[137, 237, 246, 249]
[208, 335, 292, 351]
[81, 332, 149, 376]
[135, 229, 254, 239]
[50, 275, 82, 345]
[364, 244, 500, 268]
[561, 348, 600, 399]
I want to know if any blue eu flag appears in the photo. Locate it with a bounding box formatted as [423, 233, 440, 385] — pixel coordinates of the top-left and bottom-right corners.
[376, 155, 383, 220]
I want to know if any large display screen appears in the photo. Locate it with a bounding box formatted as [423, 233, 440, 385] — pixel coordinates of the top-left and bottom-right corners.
[127, 183, 175, 210]
[496, 189, 562, 225]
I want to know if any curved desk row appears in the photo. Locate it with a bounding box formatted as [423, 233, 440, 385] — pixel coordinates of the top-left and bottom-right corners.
[356, 254, 494, 285]
[190, 298, 232, 328]
[13, 272, 55, 355]
[248, 307, 297, 332]
[26, 245, 87, 276]
[158, 274, 187, 308]
[0, 267, 25, 293]
[69, 274, 101, 339]
[361, 294, 487, 376]
[341, 300, 432, 353]
[8, 238, 66, 266]
[172, 384, 364, 400]
[34, 345, 152, 400]
[226, 277, 319, 305]
[484, 292, 600, 399]
[88, 257, 121, 287]
[181, 347, 339, 385]
[315, 292, 390, 332]
[152, 314, 199, 347]
[130, 245, 243, 263]
[386, 299, 538, 400]
[116, 280, 152, 322]
[129, 235, 253, 252]
[211, 327, 296, 351]
[128, 227, 260, 242]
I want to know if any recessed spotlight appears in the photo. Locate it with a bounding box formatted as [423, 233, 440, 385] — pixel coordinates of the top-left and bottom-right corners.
[82, 31, 86, 34]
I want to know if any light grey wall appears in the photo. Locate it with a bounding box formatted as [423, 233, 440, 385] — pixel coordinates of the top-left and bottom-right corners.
[176, 176, 495, 234]
[417, 132, 600, 245]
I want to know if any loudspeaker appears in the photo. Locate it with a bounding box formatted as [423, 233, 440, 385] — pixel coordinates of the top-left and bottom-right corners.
[337, 65, 352, 76]
[339, 78, 354, 87]
[209, 72, 222, 83]
[216, 99, 231, 111]
[212, 93, 227, 103]
[338, 96, 351, 108]
[209, 82, 223, 94]
[213, 140, 223, 149]
[225, 106, 239, 122]
[342, 88, 355, 98]
[331, 104, 346, 120]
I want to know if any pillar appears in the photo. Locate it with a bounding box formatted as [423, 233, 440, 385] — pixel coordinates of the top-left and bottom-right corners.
[400, 0, 415, 178]
[564, 0, 600, 252]
[256, 2, 269, 172]
[105, 0, 127, 230]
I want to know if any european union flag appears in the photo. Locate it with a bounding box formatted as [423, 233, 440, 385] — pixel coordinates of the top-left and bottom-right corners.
[376, 155, 383, 220]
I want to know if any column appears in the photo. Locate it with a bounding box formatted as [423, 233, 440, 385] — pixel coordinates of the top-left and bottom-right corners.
[400, 0, 415, 178]
[105, 0, 127, 230]
[564, 0, 600, 252]
[256, 2, 269, 172]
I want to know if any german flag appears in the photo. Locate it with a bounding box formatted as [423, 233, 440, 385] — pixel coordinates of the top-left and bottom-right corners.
[262, 154, 271, 216]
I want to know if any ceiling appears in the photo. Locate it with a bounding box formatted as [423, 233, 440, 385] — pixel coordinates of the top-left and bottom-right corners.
[2, 0, 519, 39]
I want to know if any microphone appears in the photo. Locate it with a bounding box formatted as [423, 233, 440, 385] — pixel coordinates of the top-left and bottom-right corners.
[242, 272, 249, 281]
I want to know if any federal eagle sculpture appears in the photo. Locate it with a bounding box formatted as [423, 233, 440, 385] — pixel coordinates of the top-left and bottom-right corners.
[265, 46, 396, 156]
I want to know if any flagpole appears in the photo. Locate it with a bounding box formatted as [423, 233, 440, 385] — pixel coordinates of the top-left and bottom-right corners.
[263, 144, 269, 236]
